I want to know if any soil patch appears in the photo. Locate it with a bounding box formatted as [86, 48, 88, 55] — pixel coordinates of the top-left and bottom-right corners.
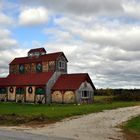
[0, 114, 55, 127]
[123, 131, 140, 140]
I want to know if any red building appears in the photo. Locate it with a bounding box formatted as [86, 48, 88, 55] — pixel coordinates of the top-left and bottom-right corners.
[0, 48, 95, 104]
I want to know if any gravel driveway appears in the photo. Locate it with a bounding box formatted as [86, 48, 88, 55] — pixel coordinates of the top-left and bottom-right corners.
[1, 106, 140, 140]
[0, 130, 74, 140]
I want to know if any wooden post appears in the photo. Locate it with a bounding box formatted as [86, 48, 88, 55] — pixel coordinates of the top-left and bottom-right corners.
[62, 91, 64, 104]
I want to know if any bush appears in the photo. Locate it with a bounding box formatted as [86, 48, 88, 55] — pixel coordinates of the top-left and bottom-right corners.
[95, 88, 114, 96]
[95, 89, 140, 101]
[114, 90, 140, 101]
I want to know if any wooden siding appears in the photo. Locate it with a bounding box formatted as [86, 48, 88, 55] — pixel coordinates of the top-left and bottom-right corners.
[25, 63, 31, 73]
[52, 91, 62, 103]
[52, 90, 75, 103]
[76, 81, 94, 104]
[10, 61, 58, 74]
[10, 65, 19, 74]
[56, 56, 67, 73]
[16, 94, 25, 103]
[35, 94, 45, 104]
[8, 86, 16, 101]
[0, 94, 7, 101]
[31, 63, 36, 73]
[63, 91, 75, 103]
[42, 61, 49, 72]
[48, 61, 55, 71]
[25, 86, 35, 102]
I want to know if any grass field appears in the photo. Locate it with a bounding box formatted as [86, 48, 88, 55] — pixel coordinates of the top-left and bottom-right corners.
[0, 97, 140, 125]
[124, 115, 140, 134]
[94, 95, 114, 102]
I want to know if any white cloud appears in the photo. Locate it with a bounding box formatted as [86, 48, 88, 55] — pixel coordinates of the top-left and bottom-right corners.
[0, 29, 18, 50]
[0, 12, 13, 25]
[22, 0, 123, 16]
[79, 26, 140, 51]
[0, 39, 18, 50]
[43, 28, 75, 43]
[21, 0, 140, 22]
[54, 16, 140, 52]
[0, 1, 14, 25]
[0, 29, 11, 38]
[19, 7, 49, 26]
[122, 0, 140, 19]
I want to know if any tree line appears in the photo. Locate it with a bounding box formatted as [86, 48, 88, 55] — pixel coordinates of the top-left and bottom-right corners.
[95, 89, 140, 101]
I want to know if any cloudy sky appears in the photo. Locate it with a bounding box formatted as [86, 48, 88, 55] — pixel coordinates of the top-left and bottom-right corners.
[0, 0, 140, 88]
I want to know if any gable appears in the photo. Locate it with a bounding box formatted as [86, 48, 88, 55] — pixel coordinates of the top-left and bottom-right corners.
[78, 81, 94, 91]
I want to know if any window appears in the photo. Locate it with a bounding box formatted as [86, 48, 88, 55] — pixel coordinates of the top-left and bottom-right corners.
[0, 87, 7, 94]
[36, 63, 42, 72]
[19, 64, 25, 73]
[35, 87, 45, 95]
[81, 91, 90, 98]
[16, 87, 25, 94]
[34, 52, 40, 56]
[28, 53, 33, 57]
[58, 61, 65, 69]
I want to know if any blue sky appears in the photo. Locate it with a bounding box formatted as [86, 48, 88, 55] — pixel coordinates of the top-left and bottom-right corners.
[0, 0, 140, 88]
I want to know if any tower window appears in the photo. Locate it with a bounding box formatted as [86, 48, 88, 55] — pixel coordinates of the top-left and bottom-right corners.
[36, 63, 42, 72]
[19, 64, 25, 73]
[58, 61, 65, 69]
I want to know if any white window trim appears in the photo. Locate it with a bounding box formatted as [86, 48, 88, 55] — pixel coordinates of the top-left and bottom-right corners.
[81, 90, 90, 99]
[58, 60, 65, 69]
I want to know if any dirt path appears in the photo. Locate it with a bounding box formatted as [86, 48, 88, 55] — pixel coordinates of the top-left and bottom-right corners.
[1, 106, 140, 140]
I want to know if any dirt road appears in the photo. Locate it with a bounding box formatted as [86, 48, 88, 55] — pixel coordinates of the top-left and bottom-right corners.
[1, 106, 140, 140]
[0, 129, 74, 140]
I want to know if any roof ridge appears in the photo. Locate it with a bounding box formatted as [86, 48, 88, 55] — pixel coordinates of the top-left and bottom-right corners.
[29, 47, 45, 50]
[62, 73, 88, 75]
[47, 51, 63, 55]
[12, 52, 63, 59]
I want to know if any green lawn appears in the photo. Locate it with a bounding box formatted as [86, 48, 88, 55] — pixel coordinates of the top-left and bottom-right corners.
[124, 115, 140, 134]
[0, 100, 140, 125]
